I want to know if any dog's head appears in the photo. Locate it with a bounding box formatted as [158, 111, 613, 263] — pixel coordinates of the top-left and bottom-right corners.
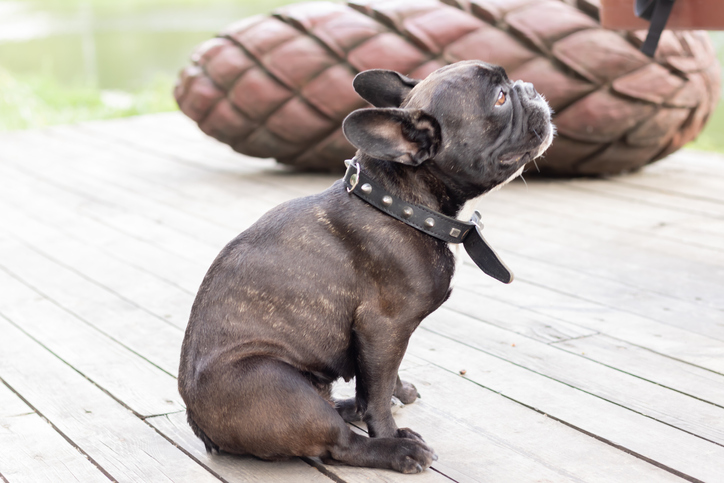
[343, 60, 554, 196]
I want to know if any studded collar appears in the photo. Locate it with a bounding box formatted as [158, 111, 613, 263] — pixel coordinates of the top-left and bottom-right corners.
[342, 160, 514, 284]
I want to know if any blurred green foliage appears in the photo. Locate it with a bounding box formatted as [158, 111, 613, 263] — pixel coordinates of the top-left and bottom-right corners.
[0, 0, 301, 131]
[686, 33, 724, 153]
[21, 0, 294, 14]
[0, 67, 176, 130]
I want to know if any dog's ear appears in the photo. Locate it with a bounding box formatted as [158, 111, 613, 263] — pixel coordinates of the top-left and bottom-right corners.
[342, 108, 441, 166]
[353, 70, 420, 108]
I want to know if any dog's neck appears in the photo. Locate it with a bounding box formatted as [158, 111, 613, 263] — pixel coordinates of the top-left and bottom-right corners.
[357, 155, 474, 219]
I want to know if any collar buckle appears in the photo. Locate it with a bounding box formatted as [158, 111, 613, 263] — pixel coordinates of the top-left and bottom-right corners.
[344, 159, 361, 193]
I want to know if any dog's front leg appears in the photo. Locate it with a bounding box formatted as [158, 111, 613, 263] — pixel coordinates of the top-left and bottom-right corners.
[335, 374, 420, 423]
[352, 317, 425, 443]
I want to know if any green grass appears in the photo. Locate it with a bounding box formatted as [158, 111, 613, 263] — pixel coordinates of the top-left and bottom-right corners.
[0, 66, 177, 131]
[26, 0, 301, 15]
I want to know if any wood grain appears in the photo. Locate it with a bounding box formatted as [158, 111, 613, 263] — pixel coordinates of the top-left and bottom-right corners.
[1, 113, 722, 482]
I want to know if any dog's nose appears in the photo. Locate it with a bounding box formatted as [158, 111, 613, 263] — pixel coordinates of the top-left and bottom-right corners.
[514, 81, 539, 100]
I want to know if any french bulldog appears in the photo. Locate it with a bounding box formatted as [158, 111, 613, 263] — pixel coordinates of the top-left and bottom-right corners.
[178, 60, 553, 473]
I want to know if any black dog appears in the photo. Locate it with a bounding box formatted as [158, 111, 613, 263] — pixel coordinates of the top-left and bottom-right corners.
[178, 60, 553, 473]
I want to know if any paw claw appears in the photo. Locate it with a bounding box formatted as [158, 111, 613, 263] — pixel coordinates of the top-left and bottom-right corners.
[392, 439, 435, 474]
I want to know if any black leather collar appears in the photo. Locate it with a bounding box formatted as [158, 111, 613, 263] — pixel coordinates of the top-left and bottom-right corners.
[343, 160, 514, 284]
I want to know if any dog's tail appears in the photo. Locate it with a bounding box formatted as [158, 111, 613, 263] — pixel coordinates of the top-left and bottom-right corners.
[186, 409, 221, 454]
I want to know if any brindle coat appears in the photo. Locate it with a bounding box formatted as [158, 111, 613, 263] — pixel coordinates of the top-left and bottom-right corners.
[178, 60, 553, 473]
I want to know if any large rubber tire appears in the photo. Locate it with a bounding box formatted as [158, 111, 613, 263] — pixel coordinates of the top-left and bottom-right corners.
[175, 0, 720, 176]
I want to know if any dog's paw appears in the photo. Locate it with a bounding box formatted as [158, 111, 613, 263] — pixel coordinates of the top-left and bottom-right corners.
[390, 439, 437, 474]
[334, 398, 362, 423]
[394, 379, 420, 404]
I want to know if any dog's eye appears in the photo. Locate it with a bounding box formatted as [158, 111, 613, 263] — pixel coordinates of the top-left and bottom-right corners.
[495, 90, 506, 107]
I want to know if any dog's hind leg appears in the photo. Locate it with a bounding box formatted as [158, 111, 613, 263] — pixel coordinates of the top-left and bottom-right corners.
[187, 356, 435, 473]
[186, 409, 220, 454]
[394, 375, 420, 404]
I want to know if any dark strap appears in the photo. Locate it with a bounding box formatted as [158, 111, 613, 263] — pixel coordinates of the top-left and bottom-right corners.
[342, 160, 514, 283]
[343, 160, 474, 243]
[463, 212, 514, 284]
[636, 0, 676, 57]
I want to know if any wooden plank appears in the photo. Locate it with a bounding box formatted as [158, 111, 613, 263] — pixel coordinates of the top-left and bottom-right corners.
[149, 358, 613, 483]
[0, 192, 207, 296]
[0, 318, 221, 483]
[452, 265, 724, 375]
[614, 162, 724, 205]
[407, 325, 724, 483]
[466, 187, 724, 308]
[58, 120, 336, 203]
[0, 235, 184, 377]
[14, 120, 720, 356]
[2, 113, 723, 483]
[0, 129, 254, 245]
[551, 334, 724, 408]
[0, 162, 219, 273]
[46, 132, 717, 300]
[476, 216, 724, 311]
[562, 175, 724, 219]
[65, 120, 338, 221]
[393, 355, 689, 483]
[146, 412, 337, 483]
[0, 382, 109, 483]
[3, 194, 208, 295]
[662, 150, 724, 179]
[0, 147, 239, 251]
[73, 115, 274, 173]
[3, 128, 325, 261]
[443, 288, 598, 344]
[0, 250, 184, 417]
[492, 178, 724, 254]
[0, 233, 185, 374]
[0, 188, 197, 329]
[76, 113, 724, 222]
[424, 306, 724, 445]
[19, 123, 720, 348]
[148, 412, 454, 483]
[483, 179, 724, 263]
[458, 249, 724, 342]
[334, 366, 585, 483]
[48, 120, 720, 334]
[74, 114, 341, 194]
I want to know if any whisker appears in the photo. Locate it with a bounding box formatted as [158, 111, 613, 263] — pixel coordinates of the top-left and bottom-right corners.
[520, 173, 528, 189]
[533, 158, 540, 173]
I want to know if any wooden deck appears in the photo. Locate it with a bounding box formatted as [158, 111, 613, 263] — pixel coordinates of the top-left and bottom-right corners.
[1, 112, 723, 483]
